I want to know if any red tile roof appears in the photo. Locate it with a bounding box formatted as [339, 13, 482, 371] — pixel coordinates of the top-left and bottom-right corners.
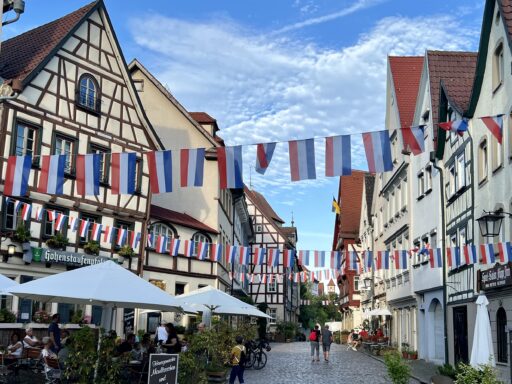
[427, 51, 477, 130]
[189, 112, 216, 124]
[499, 1, 512, 44]
[388, 56, 424, 128]
[336, 170, 366, 239]
[150, 205, 218, 234]
[0, 1, 97, 83]
[244, 187, 284, 224]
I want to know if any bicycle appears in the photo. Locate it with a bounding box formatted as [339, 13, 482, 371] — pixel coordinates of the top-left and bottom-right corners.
[243, 339, 270, 370]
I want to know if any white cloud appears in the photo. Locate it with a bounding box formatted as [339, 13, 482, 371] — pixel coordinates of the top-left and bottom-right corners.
[129, 11, 479, 206]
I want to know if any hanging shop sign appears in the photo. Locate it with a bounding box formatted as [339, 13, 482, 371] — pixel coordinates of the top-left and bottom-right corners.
[480, 264, 512, 290]
[40, 248, 110, 267]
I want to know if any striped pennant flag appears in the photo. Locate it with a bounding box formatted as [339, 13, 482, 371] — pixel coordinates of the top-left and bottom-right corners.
[267, 248, 280, 267]
[146, 150, 173, 194]
[376, 250, 390, 270]
[330, 251, 341, 269]
[180, 148, 205, 187]
[225, 245, 237, 264]
[283, 249, 295, 268]
[325, 135, 351, 177]
[155, 235, 167, 253]
[169, 238, 180, 256]
[34, 207, 44, 221]
[315, 251, 325, 268]
[346, 250, 359, 272]
[147, 234, 153, 249]
[21, 203, 31, 221]
[76, 154, 101, 196]
[4, 155, 32, 196]
[498, 242, 512, 263]
[210, 243, 223, 262]
[401, 126, 425, 155]
[116, 227, 128, 246]
[79, 220, 91, 238]
[91, 223, 102, 242]
[130, 231, 141, 249]
[462, 244, 477, 265]
[288, 139, 316, 181]
[480, 243, 495, 264]
[111, 153, 137, 195]
[183, 240, 195, 257]
[260, 274, 267, 284]
[217, 146, 243, 189]
[47, 210, 56, 222]
[447, 247, 461, 268]
[255, 143, 276, 175]
[54, 213, 67, 231]
[14, 199, 22, 213]
[253, 247, 266, 265]
[196, 242, 208, 260]
[429, 248, 443, 268]
[362, 131, 393, 173]
[298, 250, 310, 266]
[38, 155, 66, 195]
[69, 216, 79, 232]
[480, 115, 503, 144]
[239, 246, 251, 265]
[363, 250, 373, 271]
[103, 226, 114, 244]
[394, 250, 408, 270]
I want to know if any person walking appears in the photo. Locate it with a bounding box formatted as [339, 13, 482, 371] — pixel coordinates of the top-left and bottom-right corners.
[321, 325, 333, 362]
[48, 314, 61, 353]
[309, 325, 321, 362]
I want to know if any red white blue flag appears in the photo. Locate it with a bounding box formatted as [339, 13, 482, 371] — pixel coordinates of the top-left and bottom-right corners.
[91, 223, 102, 242]
[196, 242, 208, 260]
[498, 242, 512, 263]
[462, 244, 477, 265]
[363, 250, 373, 271]
[239, 247, 250, 265]
[13, 200, 22, 213]
[481, 115, 503, 144]
[116, 228, 128, 246]
[447, 247, 461, 268]
[439, 118, 468, 136]
[111, 153, 137, 195]
[401, 126, 425, 155]
[47, 210, 56, 222]
[180, 148, 205, 187]
[283, 249, 295, 268]
[376, 250, 390, 270]
[362, 131, 393, 173]
[155, 235, 167, 253]
[210, 243, 223, 262]
[268, 249, 280, 267]
[253, 247, 266, 265]
[69, 216, 78, 232]
[394, 250, 408, 270]
[76, 154, 101, 196]
[130, 231, 141, 249]
[21, 203, 31, 221]
[289, 139, 316, 181]
[146, 150, 173, 194]
[184, 240, 195, 257]
[255, 143, 276, 175]
[103, 226, 114, 244]
[4, 155, 32, 197]
[79, 220, 91, 238]
[325, 135, 351, 177]
[298, 250, 310, 266]
[330, 251, 341, 270]
[429, 248, 443, 268]
[225, 245, 237, 264]
[218, 146, 243, 189]
[346, 251, 359, 272]
[38, 155, 66, 195]
[314, 251, 325, 268]
[169, 238, 180, 256]
[480, 243, 495, 264]
[54, 213, 67, 231]
[34, 207, 44, 221]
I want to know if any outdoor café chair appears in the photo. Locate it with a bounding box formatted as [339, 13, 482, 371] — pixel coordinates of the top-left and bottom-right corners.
[43, 357, 61, 384]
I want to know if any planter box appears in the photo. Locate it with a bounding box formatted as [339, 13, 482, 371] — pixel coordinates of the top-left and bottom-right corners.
[207, 370, 228, 383]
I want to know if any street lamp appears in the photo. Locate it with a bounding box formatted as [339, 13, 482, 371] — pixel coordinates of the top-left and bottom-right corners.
[476, 210, 510, 237]
[0, 232, 16, 263]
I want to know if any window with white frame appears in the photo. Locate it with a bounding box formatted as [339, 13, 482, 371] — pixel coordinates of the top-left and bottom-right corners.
[402, 178, 408, 208]
[448, 164, 456, 197]
[491, 134, 503, 171]
[268, 308, 277, 324]
[479, 139, 488, 183]
[13, 121, 40, 161]
[493, 42, 504, 91]
[192, 232, 211, 257]
[459, 227, 466, 247]
[396, 185, 402, 212]
[89, 144, 109, 184]
[151, 223, 175, 251]
[267, 279, 277, 293]
[54, 134, 76, 175]
[456, 153, 466, 191]
[418, 170, 425, 197]
[354, 276, 360, 291]
[2, 198, 24, 231]
[425, 166, 432, 192]
[391, 192, 395, 219]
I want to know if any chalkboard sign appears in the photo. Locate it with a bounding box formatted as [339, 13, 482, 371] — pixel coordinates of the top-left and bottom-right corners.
[148, 353, 178, 384]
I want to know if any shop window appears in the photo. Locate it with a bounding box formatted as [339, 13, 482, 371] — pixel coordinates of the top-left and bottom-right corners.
[493, 42, 504, 91]
[478, 139, 488, 184]
[89, 144, 110, 184]
[12, 121, 41, 165]
[76, 74, 100, 112]
[497, 307, 507, 363]
[54, 134, 77, 175]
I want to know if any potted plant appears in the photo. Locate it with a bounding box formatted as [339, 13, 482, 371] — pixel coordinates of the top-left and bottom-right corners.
[13, 224, 30, 243]
[409, 350, 417, 360]
[384, 351, 410, 384]
[46, 232, 69, 250]
[33, 310, 51, 324]
[83, 240, 100, 255]
[401, 343, 409, 359]
[117, 244, 135, 263]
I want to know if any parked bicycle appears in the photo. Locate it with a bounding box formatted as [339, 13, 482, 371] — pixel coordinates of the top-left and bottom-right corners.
[243, 339, 271, 370]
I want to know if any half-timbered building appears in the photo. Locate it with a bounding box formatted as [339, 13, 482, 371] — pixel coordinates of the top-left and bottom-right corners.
[0, 0, 161, 331]
[244, 187, 299, 328]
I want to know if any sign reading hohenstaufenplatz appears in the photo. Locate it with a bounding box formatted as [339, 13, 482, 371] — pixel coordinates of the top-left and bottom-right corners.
[480, 264, 512, 290]
[148, 354, 178, 384]
[40, 249, 111, 267]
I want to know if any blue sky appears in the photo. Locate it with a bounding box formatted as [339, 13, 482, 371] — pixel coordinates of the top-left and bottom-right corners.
[2, 0, 484, 253]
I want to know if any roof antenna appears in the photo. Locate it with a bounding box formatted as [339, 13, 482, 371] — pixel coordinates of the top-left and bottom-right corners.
[291, 211, 295, 227]
[249, 166, 253, 189]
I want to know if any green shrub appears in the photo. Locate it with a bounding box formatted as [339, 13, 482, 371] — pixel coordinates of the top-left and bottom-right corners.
[437, 363, 458, 379]
[64, 327, 97, 383]
[384, 351, 410, 384]
[0, 308, 16, 323]
[95, 330, 123, 384]
[276, 321, 298, 339]
[178, 351, 208, 384]
[455, 363, 504, 384]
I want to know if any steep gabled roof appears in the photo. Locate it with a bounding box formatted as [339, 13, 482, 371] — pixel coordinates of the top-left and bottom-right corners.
[0, 1, 98, 84]
[388, 56, 424, 128]
[189, 112, 216, 124]
[150, 205, 218, 234]
[338, 170, 366, 236]
[244, 187, 284, 225]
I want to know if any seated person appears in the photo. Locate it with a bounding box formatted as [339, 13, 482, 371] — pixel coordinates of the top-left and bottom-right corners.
[117, 333, 135, 355]
[41, 337, 60, 377]
[7, 333, 23, 357]
[347, 329, 360, 351]
[23, 327, 41, 349]
[131, 342, 143, 362]
[60, 330, 70, 346]
[140, 333, 155, 355]
[376, 328, 384, 338]
[359, 328, 369, 339]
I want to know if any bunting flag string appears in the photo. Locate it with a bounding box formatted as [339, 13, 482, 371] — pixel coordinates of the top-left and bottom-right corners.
[255, 143, 276, 175]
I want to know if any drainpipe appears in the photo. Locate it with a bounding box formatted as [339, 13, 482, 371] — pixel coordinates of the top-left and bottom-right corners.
[431, 152, 449, 365]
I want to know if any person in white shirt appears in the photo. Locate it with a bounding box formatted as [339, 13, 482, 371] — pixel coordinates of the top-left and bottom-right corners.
[23, 327, 41, 349]
[7, 333, 23, 357]
[41, 337, 59, 375]
[155, 323, 168, 344]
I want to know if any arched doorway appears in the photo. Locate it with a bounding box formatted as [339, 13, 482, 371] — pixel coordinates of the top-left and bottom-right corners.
[428, 299, 444, 362]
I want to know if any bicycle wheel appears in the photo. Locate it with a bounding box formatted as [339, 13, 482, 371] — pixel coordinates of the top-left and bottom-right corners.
[253, 351, 267, 370]
[243, 350, 255, 369]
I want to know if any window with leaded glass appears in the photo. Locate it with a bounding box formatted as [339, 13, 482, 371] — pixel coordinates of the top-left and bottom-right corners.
[77, 74, 100, 112]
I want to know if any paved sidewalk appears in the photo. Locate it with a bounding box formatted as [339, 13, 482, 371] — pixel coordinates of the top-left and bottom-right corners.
[242, 342, 421, 383]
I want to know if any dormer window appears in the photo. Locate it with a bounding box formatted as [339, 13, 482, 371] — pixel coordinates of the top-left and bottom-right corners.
[77, 74, 100, 113]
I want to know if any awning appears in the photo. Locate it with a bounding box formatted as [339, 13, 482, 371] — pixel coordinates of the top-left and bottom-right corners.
[365, 308, 392, 317]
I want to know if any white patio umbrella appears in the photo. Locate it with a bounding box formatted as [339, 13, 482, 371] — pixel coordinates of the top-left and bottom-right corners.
[470, 292, 495, 368]
[0, 273, 18, 294]
[5, 260, 181, 311]
[174, 285, 271, 318]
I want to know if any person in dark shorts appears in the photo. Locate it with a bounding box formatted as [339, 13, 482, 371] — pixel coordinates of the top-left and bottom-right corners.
[321, 325, 333, 362]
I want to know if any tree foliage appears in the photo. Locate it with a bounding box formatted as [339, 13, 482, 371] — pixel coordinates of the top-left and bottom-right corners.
[298, 283, 340, 329]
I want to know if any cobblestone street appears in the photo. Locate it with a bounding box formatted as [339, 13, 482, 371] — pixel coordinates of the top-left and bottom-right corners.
[243, 342, 415, 384]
